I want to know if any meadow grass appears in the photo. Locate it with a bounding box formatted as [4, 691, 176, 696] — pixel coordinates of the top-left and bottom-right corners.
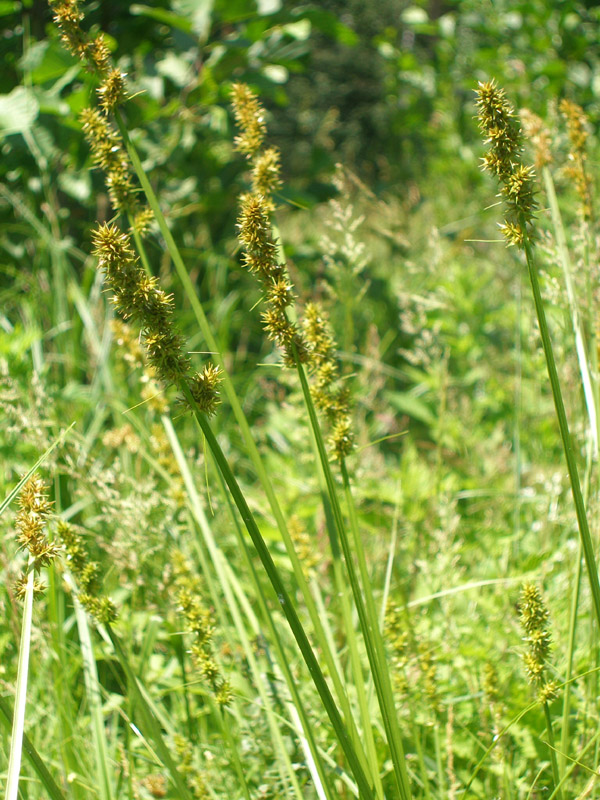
[2, 5, 600, 799]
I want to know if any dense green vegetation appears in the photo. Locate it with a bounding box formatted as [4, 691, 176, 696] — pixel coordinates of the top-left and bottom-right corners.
[2, 1, 600, 798]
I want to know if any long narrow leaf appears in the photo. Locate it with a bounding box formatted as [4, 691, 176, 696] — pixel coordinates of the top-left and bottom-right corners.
[5, 559, 35, 800]
[0, 695, 66, 800]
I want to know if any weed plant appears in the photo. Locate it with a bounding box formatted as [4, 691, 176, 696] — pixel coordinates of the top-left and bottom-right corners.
[2, 3, 600, 799]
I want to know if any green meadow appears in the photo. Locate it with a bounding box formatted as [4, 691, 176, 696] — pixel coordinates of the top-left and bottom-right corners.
[2, 2, 600, 798]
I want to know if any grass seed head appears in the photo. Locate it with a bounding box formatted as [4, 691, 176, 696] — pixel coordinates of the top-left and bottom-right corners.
[476, 80, 537, 248]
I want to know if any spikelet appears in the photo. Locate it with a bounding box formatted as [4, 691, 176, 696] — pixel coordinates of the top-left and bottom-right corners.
[560, 98, 593, 220]
[14, 475, 57, 597]
[303, 302, 354, 458]
[173, 552, 232, 707]
[231, 84, 309, 366]
[519, 583, 558, 704]
[476, 80, 537, 248]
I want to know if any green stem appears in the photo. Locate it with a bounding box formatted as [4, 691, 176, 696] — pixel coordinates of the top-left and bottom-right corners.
[559, 538, 581, 777]
[5, 557, 35, 800]
[294, 361, 412, 800]
[542, 168, 598, 456]
[0, 695, 66, 800]
[218, 707, 252, 800]
[113, 111, 367, 768]
[543, 701, 563, 800]
[180, 380, 375, 800]
[521, 217, 600, 630]
[164, 418, 326, 799]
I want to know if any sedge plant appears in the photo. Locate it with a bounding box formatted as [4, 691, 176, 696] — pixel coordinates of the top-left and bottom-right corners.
[476, 80, 600, 633]
[44, 1, 411, 797]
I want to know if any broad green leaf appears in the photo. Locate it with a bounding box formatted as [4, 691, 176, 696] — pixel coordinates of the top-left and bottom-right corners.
[0, 87, 38, 136]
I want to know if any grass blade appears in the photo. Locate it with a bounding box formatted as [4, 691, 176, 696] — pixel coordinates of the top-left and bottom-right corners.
[4, 558, 35, 800]
[0, 695, 66, 800]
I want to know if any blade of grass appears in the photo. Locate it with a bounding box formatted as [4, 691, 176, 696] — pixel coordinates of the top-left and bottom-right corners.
[542, 167, 598, 456]
[294, 356, 412, 800]
[163, 417, 309, 799]
[104, 625, 196, 800]
[66, 576, 114, 800]
[175, 419, 342, 800]
[520, 216, 600, 630]
[112, 119, 367, 767]
[46, 560, 89, 800]
[0, 695, 66, 800]
[179, 380, 376, 800]
[5, 557, 35, 800]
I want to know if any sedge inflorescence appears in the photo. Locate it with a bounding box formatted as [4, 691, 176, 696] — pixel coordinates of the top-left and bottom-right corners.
[476, 80, 537, 248]
[51, 0, 152, 226]
[80, 108, 149, 224]
[303, 302, 354, 458]
[231, 83, 309, 366]
[559, 98, 593, 221]
[57, 520, 117, 624]
[14, 475, 58, 598]
[51, 1, 221, 418]
[231, 84, 355, 457]
[518, 583, 558, 704]
[49, 0, 124, 112]
[91, 223, 221, 415]
[173, 552, 232, 708]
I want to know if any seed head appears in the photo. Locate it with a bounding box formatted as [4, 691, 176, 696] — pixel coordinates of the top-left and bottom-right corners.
[92, 223, 189, 384]
[476, 80, 537, 248]
[303, 302, 355, 458]
[183, 364, 222, 417]
[252, 147, 282, 205]
[97, 68, 127, 114]
[231, 86, 309, 366]
[231, 83, 267, 158]
[520, 109, 552, 169]
[518, 583, 558, 704]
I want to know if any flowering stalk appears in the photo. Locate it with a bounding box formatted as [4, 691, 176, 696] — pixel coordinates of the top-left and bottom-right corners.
[560, 99, 593, 221]
[232, 83, 412, 799]
[476, 80, 600, 633]
[6, 477, 56, 800]
[91, 129, 372, 800]
[49, 8, 377, 792]
[91, 222, 221, 416]
[50, 0, 152, 233]
[518, 584, 562, 798]
[232, 85, 309, 367]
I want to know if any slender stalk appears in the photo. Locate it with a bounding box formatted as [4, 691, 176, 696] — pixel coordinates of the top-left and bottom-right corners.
[71, 583, 114, 800]
[114, 113, 369, 764]
[164, 417, 319, 800]
[559, 436, 593, 774]
[179, 380, 376, 800]
[521, 216, 600, 630]
[542, 167, 598, 456]
[5, 557, 35, 800]
[46, 561, 88, 799]
[105, 626, 196, 800]
[543, 702, 563, 800]
[560, 536, 582, 775]
[294, 360, 412, 800]
[218, 707, 252, 800]
[304, 421, 384, 796]
[0, 695, 66, 800]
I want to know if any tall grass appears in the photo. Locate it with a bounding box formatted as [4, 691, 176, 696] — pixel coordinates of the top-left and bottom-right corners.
[2, 5, 600, 798]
